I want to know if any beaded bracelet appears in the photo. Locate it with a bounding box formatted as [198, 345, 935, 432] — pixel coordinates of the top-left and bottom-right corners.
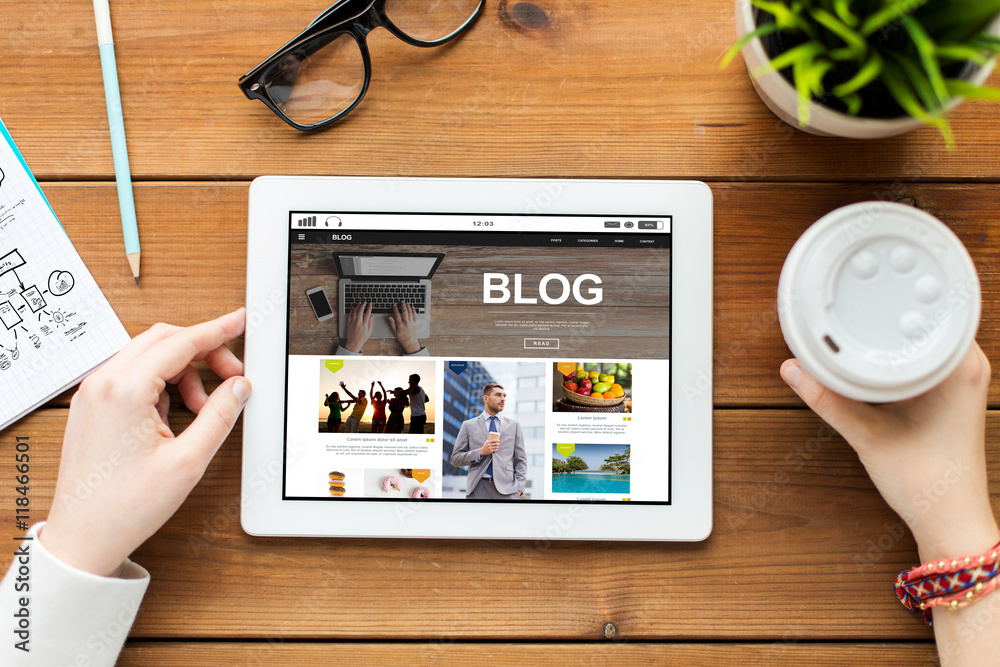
[895, 540, 1000, 625]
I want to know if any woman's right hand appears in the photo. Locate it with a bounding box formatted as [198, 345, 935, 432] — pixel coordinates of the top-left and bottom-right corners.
[781, 342, 998, 562]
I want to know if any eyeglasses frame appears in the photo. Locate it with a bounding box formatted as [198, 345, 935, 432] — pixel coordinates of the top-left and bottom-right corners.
[238, 0, 486, 131]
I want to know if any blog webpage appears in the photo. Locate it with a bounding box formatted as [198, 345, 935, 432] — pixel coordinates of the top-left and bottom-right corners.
[282, 213, 671, 504]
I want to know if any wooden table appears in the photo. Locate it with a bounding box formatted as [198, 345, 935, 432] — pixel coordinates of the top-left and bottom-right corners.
[2, 0, 999, 663]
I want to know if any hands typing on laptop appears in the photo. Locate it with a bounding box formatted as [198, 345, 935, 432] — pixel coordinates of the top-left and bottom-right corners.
[337, 301, 429, 356]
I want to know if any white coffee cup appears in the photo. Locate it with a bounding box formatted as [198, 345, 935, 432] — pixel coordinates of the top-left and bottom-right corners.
[778, 201, 980, 403]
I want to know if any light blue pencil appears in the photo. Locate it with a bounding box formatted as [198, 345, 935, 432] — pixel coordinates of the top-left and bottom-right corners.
[94, 0, 141, 285]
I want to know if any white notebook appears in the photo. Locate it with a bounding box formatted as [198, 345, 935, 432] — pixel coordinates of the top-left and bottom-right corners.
[0, 118, 130, 430]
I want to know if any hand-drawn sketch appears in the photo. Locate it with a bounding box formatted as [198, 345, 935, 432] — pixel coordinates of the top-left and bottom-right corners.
[48, 270, 74, 296]
[0, 116, 130, 431]
[0, 300, 21, 330]
[21, 285, 45, 312]
[0, 245, 80, 365]
[0, 197, 25, 234]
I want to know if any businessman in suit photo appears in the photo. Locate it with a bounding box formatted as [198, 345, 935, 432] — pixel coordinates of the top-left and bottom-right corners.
[450, 383, 527, 500]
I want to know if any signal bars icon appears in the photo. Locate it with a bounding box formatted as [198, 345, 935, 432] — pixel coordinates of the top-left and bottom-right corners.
[297, 215, 318, 227]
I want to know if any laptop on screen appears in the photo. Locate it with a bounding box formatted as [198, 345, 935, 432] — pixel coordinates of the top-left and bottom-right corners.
[332, 251, 445, 339]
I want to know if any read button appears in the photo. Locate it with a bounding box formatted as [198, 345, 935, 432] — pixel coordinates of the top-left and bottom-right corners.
[524, 338, 559, 349]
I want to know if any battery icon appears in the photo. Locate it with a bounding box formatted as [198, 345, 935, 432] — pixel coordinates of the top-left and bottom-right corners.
[638, 220, 663, 230]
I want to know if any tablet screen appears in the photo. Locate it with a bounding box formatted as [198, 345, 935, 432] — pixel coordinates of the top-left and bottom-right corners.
[283, 212, 671, 504]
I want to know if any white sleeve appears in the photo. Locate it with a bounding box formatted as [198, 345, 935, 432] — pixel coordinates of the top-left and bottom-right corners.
[0, 522, 149, 666]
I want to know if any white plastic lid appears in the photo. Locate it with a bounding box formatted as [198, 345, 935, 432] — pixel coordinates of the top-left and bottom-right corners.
[778, 201, 980, 403]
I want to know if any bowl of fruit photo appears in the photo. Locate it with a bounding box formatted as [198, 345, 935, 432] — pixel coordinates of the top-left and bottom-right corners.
[561, 365, 629, 407]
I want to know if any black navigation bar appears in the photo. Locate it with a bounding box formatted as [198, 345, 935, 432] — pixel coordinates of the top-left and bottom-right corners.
[289, 230, 670, 249]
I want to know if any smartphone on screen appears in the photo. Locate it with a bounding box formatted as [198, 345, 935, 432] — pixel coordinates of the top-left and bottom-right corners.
[306, 286, 335, 321]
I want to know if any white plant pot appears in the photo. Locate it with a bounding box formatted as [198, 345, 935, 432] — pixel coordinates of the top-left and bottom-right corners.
[735, 0, 1000, 139]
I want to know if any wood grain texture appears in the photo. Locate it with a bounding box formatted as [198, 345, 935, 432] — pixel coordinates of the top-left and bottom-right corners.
[3, 408, 997, 640]
[28, 181, 1000, 409]
[116, 642, 940, 665]
[2, 1, 1000, 181]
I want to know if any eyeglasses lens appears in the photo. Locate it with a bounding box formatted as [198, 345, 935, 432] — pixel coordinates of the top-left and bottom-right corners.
[384, 0, 482, 43]
[264, 32, 365, 126]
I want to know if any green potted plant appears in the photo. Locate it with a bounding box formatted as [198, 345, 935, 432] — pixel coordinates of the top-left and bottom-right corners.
[724, 0, 1000, 144]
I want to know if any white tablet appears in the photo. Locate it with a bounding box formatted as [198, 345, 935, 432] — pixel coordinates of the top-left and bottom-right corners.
[242, 177, 712, 541]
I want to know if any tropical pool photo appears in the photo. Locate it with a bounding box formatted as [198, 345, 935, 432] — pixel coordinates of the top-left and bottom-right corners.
[551, 443, 631, 495]
[552, 472, 631, 494]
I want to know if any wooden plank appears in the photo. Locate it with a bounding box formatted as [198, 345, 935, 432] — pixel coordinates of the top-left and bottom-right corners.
[31, 181, 1000, 408]
[2, 408, 997, 639]
[117, 642, 938, 665]
[1, 1, 999, 181]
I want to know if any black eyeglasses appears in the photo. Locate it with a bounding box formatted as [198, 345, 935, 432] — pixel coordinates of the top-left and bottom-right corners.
[239, 0, 485, 131]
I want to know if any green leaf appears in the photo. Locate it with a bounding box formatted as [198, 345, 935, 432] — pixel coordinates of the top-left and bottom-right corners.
[901, 15, 950, 109]
[793, 59, 814, 125]
[860, 0, 929, 37]
[883, 61, 955, 149]
[946, 78, 1000, 101]
[969, 34, 1000, 53]
[936, 44, 990, 65]
[828, 46, 856, 60]
[803, 58, 834, 95]
[833, 0, 859, 28]
[832, 51, 884, 96]
[756, 40, 826, 74]
[913, 1, 1000, 43]
[752, 0, 815, 35]
[890, 51, 942, 111]
[937, 120, 956, 151]
[841, 92, 863, 114]
[812, 8, 868, 58]
[882, 61, 933, 120]
[721, 22, 782, 68]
